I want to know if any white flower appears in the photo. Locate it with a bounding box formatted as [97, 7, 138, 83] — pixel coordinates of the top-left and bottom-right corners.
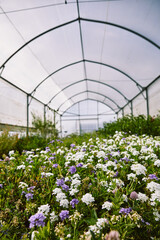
[18, 182, 28, 188]
[60, 199, 69, 208]
[71, 173, 81, 180]
[150, 190, 160, 203]
[96, 218, 108, 229]
[96, 150, 105, 158]
[56, 192, 67, 202]
[9, 150, 14, 156]
[153, 210, 160, 221]
[31, 231, 38, 240]
[66, 234, 71, 238]
[41, 172, 54, 177]
[17, 164, 25, 170]
[100, 181, 108, 188]
[122, 194, 128, 202]
[37, 204, 50, 216]
[50, 211, 58, 223]
[69, 188, 79, 196]
[102, 201, 112, 210]
[113, 179, 124, 187]
[131, 163, 147, 175]
[52, 188, 62, 195]
[137, 192, 148, 202]
[146, 182, 160, 192]
[81, 193, 95, 205]
[127, 173, 137, 180]
[106, 161, 117, 170]
[154, 160, 160, 167]
[71, 179, 81, 188]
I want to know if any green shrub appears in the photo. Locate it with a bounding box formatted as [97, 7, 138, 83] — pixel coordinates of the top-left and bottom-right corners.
[0, 129, 18, 158]
[31, 113, 58, 139]
[98, 114, 160, 137]
[14, 135, 49, 154]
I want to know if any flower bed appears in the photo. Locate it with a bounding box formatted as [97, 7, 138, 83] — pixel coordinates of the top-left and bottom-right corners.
[0, 132, 160, 239]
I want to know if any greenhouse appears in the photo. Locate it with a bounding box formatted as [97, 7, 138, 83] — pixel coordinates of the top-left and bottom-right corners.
[0, 0, 159, 136]
[0, 1, 160, 240]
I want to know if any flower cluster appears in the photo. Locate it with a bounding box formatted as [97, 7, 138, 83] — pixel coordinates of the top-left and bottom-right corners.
[1, 132, 160, 239]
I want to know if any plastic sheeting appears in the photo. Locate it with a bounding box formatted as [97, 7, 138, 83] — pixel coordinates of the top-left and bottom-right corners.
[0, 0, 160, 134]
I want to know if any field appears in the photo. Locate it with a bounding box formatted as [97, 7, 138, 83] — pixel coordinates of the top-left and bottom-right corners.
[0, 131, 160, 239]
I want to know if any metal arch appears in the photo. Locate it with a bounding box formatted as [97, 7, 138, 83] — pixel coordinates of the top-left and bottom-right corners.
[62, 98, 117, 116]
[57, 90, 118, 113]
[58, 89, 121, 111]
[0, 18, 78, 70]
[31, 60, 83, 94]
[48, 78, 129, 106]
[85, 60, 142, 88]
[33, 59, 142, 96]
[0, 17, 159, 70]
[81, 18, 160, 50]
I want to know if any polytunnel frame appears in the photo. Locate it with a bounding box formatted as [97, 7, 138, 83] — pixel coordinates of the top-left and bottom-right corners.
[61, 98, 117, 135]
[57, 90, 120, 112]
[0, 1, 159, 135]
[0, 75, 61, 136]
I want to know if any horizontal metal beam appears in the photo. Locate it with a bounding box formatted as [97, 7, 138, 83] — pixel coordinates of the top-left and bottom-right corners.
[62, 117, 99, 121]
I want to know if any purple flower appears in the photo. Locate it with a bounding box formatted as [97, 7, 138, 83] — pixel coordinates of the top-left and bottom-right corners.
[27, 186, 35, 192]
[130, 191, 138, 200]
[0, 184, 3, 188]
[29, 213, 46, 228]
[70, 198, 79, 208]
[49, 157, 55, 161]
[59, 210, 69, 221]
[61, 184, 69, 192]
[76, 163, 83, 168]
[113, 171, 119, 178]
[45, 147, 51, 153]
[56, 178, 65, 186]
[82, 148, 86, 152]
[25, 193, 34, 201]
[90, 145, 94, 148]
[149, 174, 158, 180]
[70, 144, 75, 148]
[53, 163, 58, 168]
[119, 207, 132, 215]
[69, 166, 76, 174]
[21, 191, 26, 195]
[51, 153, 56, 156]
[142, 219, 150, 225]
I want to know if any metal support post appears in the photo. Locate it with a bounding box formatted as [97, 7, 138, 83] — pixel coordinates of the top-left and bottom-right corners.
[44, 105, 46, 124]
[78, 102, 81, 135]
[97, 101, 99, 129]
[131, 101, 133, 117]
[27, 94, 29, 136]
[60, 115, 62, 137]
[54, 110, 56, 128]
[122, 108, 124, 118]
[146, 88, 149, 118]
